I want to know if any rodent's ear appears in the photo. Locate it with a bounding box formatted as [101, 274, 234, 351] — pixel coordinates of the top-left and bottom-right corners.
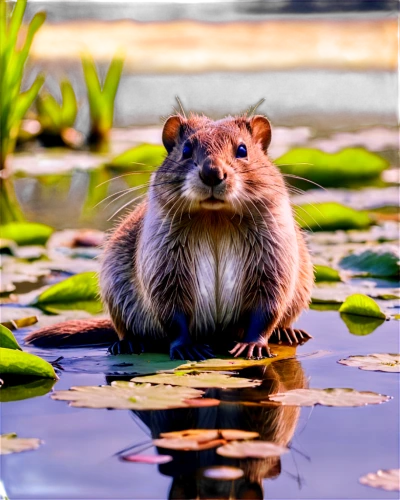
[162, 115, 185, 153]
[248, 115, 272, 152]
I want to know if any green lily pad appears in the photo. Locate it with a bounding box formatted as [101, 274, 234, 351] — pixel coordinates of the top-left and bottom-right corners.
[268, 388, 391, 407]
[339, 246, 399, 279]
[338, 294, 386, 319]
[0, 348, 58, 379]
[30, 272, 102, 313]
[52, 381, 204, 410]
[0, 378, 56, 402]
[276, 147, 388, 188]
[0, 433, 42, 454]
[0, 223, 53, 246]
[131, 372, 261, 389]
[295, 203, 372, 232]
[314, 265, 341, 282]
[340, 313, 385, 336]
[0, 325, 22, 350]
[109, 143, 165, 169]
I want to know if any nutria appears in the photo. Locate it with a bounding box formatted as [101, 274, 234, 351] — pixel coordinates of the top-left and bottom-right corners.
[25, 113, 314, 360]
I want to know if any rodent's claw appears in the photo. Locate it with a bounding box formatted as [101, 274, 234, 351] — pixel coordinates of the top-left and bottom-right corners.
[271, 327, 312, 345]
[108, 340, 144, 355]
[170, 342, 215, 361]
[229, 342, 276, 359]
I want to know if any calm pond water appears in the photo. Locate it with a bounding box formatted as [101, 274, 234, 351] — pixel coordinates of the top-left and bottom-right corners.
[2, 310, 399, 499]
[1, 115, 399, 499]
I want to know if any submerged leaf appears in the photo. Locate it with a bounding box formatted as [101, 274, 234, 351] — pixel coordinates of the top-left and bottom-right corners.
[340, 313, 384, 336]
[268, 388, 391, 407]
[0, 223, 53, 246]
[339, 246, 399, 278]
[338, 353, 400, 373]
[202, 466, 244, 480]
[30, 272, 102, 313]
[295, 202, 372, 232]
[359, 469, 400, 491]
[217, 441, 289, 459]
[154, 437, 227, 451]
[121, 454, 173, 464]
[52, 381, 204, 410]
[131, 372, 262, 389]
[0, 324, 22, 350]
[160, 429, 259, 442]
[0, 433, 42, 455]
[314, 265, 342, 282]
[176, 345, 296, 371]
[0, 348, 58, 379]
[338, 294, 386, 319]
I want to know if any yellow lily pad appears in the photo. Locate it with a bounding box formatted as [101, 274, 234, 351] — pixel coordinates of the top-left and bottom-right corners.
[176, 345, 296, 371]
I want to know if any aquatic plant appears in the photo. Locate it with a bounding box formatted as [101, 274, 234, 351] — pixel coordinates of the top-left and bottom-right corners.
[81, 51, 124, 150]
[0, 0, 46, 222]
[36, 79, 79, 147]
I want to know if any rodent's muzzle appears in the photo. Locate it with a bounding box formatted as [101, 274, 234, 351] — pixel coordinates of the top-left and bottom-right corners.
[199, 158, 226, 187]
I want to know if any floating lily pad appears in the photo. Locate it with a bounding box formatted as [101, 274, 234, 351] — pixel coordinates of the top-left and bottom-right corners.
[216, 441, 289, 459]
[0, 223, 54, 246]
[176, 346, 296, 371]
[339, 246, 399, 278]
[0, 348, 58, 379]
[131, 372, 262, 389]
[109, 143, 165, 169]
[338, 294, 386, 319]
[121, 454, 173, 464]
[0, 378, 56, 402]
[52, 381, 204, 410]
[276, 147, 388, 188]
[340, 314, 384, 336]
[314, 265, 342, 282]
[1, 316, 38, 331]
[295, 202, 372, 232]
[338, 354, 400, 372]
[268, 388, 391, 407]
[30, 272, 102, 313]
[0, 433, 42, 454]
[359, 469, 400, 491]
[0, 325, 22, 350]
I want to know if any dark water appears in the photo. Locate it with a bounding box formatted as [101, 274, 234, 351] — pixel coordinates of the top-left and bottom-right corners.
[2, 310, 399, 499]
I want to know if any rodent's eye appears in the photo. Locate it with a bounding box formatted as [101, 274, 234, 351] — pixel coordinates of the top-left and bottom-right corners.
[182, 142, 193, 159]
[236, 144, 247, 158]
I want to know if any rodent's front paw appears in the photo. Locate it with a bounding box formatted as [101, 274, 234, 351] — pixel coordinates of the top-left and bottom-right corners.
[229, 342, 276, 360]
[271, 327, 312, 345]
[170, 341, 214, 361]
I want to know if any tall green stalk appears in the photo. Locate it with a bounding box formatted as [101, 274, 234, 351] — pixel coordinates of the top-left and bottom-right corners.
[0, 0, 45, 221]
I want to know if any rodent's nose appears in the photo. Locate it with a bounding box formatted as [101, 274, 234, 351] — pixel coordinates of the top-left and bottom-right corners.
[200, 160, 226, 187]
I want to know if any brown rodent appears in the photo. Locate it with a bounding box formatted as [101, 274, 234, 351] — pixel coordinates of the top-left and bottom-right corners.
[26, 113, 314, 360]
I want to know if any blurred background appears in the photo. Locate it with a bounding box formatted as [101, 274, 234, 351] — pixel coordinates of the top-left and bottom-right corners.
[2, 0, 398, 230]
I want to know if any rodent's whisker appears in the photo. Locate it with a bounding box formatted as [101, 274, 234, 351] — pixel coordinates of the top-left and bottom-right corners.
[282, 174, 327, 192]
[99, 183, 151, 209]
[96, 170, 155, 188]
[108, 192, 147, 220]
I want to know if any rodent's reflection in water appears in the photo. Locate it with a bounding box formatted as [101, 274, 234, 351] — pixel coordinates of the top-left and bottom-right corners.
[131, 358, 307, 500]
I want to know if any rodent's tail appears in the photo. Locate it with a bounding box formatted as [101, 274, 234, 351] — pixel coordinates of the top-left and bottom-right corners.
[24, 318, 117, 347]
